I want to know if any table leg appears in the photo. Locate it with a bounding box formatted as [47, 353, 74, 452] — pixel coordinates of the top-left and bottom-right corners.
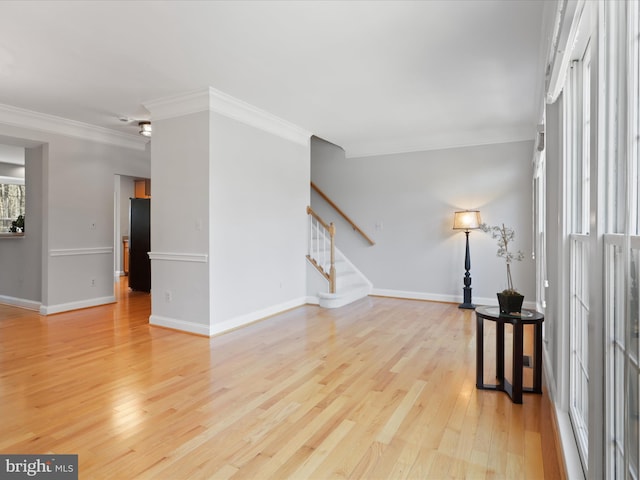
[496, 320, 504, 382]
[512, 322, 523, 404]
[533, 322, 543, 393]
[476, 314, 484, 389]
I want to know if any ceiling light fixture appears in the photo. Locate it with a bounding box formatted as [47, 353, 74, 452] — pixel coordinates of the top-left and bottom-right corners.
[138, 121, 152, 137]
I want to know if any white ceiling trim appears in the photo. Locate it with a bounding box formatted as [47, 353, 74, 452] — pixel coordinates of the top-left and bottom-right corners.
[345, 125, 536, 159]
[144, 87, 311, 147]
[143, 89, 210, 122]
[0, 103, 148, 151]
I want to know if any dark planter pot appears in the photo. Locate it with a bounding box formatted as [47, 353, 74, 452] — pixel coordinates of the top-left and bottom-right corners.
[497, 292, 524, 314]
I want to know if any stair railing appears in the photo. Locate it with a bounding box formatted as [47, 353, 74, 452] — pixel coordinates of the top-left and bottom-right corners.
[311, 182, 375, 246]
[306, 206, 336, 293]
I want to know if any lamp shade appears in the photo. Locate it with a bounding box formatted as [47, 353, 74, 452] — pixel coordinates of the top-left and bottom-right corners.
[452, 210, 481, 231]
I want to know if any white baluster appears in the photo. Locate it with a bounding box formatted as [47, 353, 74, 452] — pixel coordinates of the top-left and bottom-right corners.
[308, 215, 312, 257]
[323, 226, 327, 272]
[313, 219, 318, 262]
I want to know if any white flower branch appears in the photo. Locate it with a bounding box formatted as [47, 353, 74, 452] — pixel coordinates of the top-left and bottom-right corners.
[479, 222, 524, 293]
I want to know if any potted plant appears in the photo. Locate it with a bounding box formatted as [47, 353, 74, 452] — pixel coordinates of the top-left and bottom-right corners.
[480, 222, 525, 314]
[10, 214, 24, 233]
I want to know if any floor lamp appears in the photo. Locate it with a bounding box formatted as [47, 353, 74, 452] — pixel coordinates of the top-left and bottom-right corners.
[453, 210, 482, 309]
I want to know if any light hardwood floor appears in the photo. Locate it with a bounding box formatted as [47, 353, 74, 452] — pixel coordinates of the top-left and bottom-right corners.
[0, 280, 563, 479]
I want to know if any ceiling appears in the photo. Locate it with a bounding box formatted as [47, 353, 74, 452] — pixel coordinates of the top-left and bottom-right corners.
[0, 0, 552, 157]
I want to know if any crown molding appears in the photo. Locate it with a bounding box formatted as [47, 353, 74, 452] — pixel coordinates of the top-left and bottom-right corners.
[143, 89, 210, 121]
[0, 103, 148, 151]
[144, 87, 311, 147]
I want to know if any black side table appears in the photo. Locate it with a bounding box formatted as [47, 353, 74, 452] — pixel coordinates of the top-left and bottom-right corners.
[475, 306, 544, 404]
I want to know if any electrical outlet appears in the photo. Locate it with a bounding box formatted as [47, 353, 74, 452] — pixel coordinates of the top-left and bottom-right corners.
[90, 278, 96, 287]
[164, 290, 172, 302]
[90, 221, 96, 230]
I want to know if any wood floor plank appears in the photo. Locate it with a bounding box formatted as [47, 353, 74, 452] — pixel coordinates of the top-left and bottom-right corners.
[376, 380, 426, 445]
[0, 280, 564, 478]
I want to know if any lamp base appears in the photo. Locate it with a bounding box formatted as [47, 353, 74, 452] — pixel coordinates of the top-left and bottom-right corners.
[459, 285, 475, 310]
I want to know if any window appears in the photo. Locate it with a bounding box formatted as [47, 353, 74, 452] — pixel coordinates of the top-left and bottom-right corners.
[564, 34, 591, 469]
[559, 1, 593, 468]
[0, 176, 25, 234]
[548, 2, 640, 477]
[604, 1, 640, 478]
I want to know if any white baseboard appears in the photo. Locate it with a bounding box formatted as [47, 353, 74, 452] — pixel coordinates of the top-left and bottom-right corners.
[209, 297, 308, 336]
[543, 344, 585, 479]
[149, 314, 211, 336]
[370, 288, 536, 310]
[150, 297, 310, 337]
[305, 295, 320, 305]
[0, 295, 41, 311]
[552, 406, 586, 479]
[40, 296, 116, 315]
[372, 288, 462, 303]
[543, 345, 557, 400]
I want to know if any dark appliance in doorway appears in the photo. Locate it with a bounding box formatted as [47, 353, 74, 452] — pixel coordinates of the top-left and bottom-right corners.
[129, 198, 150, 292]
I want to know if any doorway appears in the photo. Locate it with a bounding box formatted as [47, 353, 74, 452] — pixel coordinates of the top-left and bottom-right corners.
[113, 175, 151, 298]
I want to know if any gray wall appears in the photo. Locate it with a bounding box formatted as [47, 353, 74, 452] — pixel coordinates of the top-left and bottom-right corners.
[149, 109, 310, 336]
[150, 111, 211, 333]
[544, 95, 564, 401]
[209, 112, 309, 325]
[0, 123, 149, 312]
[43, 136, 149, 310]
[0, 144, 24, 165]
[120, 176, 135, 239]
[310, 137, 536, 305]
[0, 162, 24, 178]
[114, 174, 135, 276]
[0, 146, 43, 307]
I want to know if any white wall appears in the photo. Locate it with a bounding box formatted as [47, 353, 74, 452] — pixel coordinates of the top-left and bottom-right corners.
[310, 137, 535, 306]
[209, 112, 309, 328]
[0, 124, 150, 313]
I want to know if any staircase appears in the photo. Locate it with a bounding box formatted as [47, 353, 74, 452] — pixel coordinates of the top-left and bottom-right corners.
[307, 206, 372, 308]
[316, 246, 372, 308]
